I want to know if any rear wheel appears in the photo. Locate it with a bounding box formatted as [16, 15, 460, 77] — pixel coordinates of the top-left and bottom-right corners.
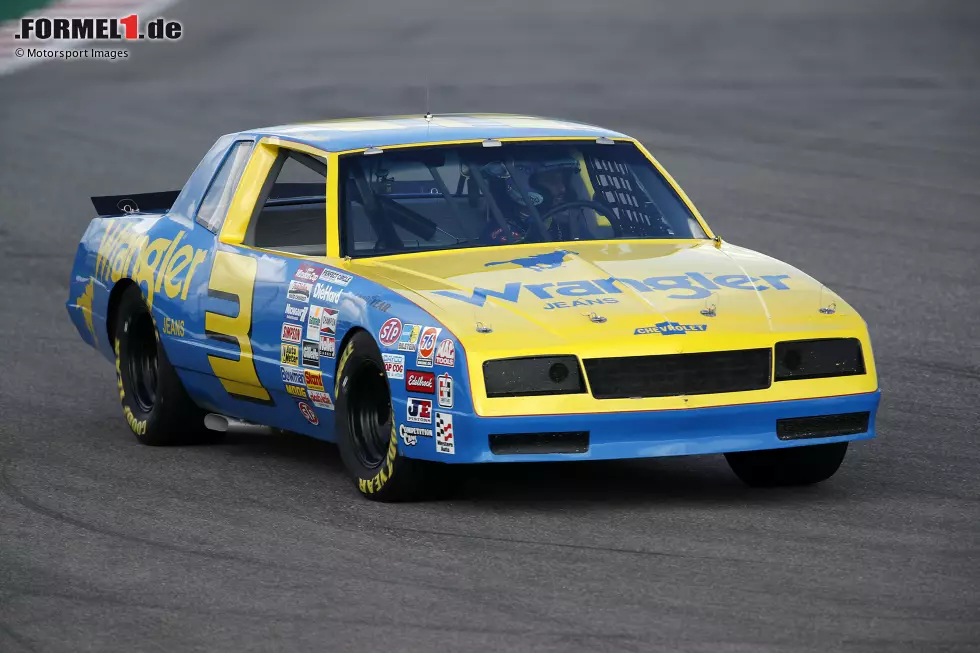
[114, 285, 211, 445]
[334, 331, 434, 501]
[725, 442, 848, 487]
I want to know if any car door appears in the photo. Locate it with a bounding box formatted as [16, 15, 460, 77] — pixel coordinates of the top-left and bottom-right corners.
[183, 140, 337, 435]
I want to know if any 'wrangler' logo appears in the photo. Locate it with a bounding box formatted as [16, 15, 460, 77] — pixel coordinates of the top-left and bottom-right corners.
[432, 273, 792, 307]
[94, 222, 208, 309]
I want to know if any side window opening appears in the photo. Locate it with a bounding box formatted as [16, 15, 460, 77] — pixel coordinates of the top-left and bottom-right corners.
[248, 149, 328, 256]
[196, 141, 253, 232]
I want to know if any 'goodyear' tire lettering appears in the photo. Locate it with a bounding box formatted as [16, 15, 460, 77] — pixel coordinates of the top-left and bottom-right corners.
[357, 413, 398, 495]
[334, 340, 355, 397]
[205, 250, 271, 403]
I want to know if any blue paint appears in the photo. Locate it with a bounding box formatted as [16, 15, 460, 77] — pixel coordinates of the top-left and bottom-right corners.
[485, 249, 579, 272]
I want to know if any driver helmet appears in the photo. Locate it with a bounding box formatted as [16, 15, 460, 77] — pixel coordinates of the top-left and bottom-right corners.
[481, 157, 580, 208]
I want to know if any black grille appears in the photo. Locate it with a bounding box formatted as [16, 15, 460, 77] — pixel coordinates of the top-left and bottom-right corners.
[489, 432, 590, 455]
[583, 349, 772, 399]
[776, 412, 870, 440]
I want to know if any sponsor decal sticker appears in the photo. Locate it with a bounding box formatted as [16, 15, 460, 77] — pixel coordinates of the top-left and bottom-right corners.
[312, 283, 342, 303]
[294, 263, 323, 283]
[304, 369, 325, 392]
[307, 306, 321, 340]
[435, 412, 454, 455]
[437, 373, 454, 409]
[406, 397, 433, 424]
[281, 366, 305, 385]
[415, 326, 442, 368]
[405, 370, 435, 394]
[485, 249, 578, 272]
[297, 401, 319, 425]
[434, 338, 455, 367]
[383, 353, 405, 379]
[319, 334, 336, 359]
[285, 384, 307, 399]
[287, 279, 312, 303]
[281, 322, 302, 343]
[284, 302, 309, 322]
[319, 307, 339, 336]
[378, 317, 403, 347]
[432, 273, 794, 307]
[634, 321, 708, 336]
[281, 343, 300, 366]
[399, 424, 432, 446]
[397, 324, 421, 352]
[308, 389, 334, 410]
[302, 340, 320, 368]
[320, 268, 353, 287]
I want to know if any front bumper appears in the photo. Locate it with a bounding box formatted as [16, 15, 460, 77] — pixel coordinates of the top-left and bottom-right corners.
[405, 391, 880, 463]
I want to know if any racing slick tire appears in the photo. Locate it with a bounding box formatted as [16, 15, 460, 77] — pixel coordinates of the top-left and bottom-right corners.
[114, 285, 213, 446]
[724, 442, 848, 487]
[334, 330, 437, 501]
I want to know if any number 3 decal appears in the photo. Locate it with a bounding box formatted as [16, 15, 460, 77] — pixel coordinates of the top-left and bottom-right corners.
[205, 250, 272, 403]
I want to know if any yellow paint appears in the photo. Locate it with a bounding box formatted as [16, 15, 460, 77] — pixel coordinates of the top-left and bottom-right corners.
[162, 317, 185, 337]
[205, 250, 271, 402]
[180, 250, 208, 301]
[219, 141, 278, 245]
[343, 240, 878, 417]
[155, 231, 185, 294]
[132, 234, 171, 309]
[212, 130, 873, 419]
[220, 138, 331, 247]
[325, 152, 340, 258]
[74, 279, 96, 343]
[94, 223, 207, 304]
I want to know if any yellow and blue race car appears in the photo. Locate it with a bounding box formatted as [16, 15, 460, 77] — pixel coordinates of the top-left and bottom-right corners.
[66, 114, 879, 500]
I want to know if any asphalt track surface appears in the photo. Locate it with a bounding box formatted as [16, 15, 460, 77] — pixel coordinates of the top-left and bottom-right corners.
[1, 1, 979, 651]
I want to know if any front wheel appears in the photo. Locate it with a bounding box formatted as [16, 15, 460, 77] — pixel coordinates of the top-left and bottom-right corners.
[114, 285, 211, 445]
[334, 331, 435, 501]
[724, 442, 848, 487]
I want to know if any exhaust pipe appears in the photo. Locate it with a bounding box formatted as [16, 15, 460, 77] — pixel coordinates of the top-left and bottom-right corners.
[204, 413, 273, 435]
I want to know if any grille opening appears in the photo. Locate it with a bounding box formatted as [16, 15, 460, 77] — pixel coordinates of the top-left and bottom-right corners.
[776, 412, 870, 440]
[583, 349, 772, 399]
[489, 431, 590, 455]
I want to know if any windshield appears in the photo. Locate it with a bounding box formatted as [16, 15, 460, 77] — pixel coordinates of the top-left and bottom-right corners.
[339, 140, 707, 257]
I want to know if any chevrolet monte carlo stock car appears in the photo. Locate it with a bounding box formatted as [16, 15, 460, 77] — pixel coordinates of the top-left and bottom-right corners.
[66, 114, 880, 500]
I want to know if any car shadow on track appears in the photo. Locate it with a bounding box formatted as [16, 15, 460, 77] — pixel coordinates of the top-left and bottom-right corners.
[214, 430, 853, 508]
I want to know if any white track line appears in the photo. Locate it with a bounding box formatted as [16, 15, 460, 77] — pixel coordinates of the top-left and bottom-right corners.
[0, 0, 182, 76]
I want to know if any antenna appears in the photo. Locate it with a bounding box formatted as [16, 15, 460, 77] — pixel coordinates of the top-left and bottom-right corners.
[424, 81, 432, 138]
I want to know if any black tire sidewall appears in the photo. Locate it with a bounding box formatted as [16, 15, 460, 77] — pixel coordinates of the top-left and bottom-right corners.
[114, 285, 202, 445]
[725, 442, 848, 487]
[334, 331, 401, 497]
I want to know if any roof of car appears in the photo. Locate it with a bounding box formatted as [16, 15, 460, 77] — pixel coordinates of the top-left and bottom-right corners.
[241, 114, 631, 152]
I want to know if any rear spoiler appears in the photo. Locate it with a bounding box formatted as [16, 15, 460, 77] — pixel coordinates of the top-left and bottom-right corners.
[91, 190, 181, 217]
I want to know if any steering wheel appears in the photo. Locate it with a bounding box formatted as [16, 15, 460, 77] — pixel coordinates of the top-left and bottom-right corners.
[537, 200, 622, 237]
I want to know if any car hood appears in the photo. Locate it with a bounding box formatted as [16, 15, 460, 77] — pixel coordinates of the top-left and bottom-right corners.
[349, 240, 865, 355]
